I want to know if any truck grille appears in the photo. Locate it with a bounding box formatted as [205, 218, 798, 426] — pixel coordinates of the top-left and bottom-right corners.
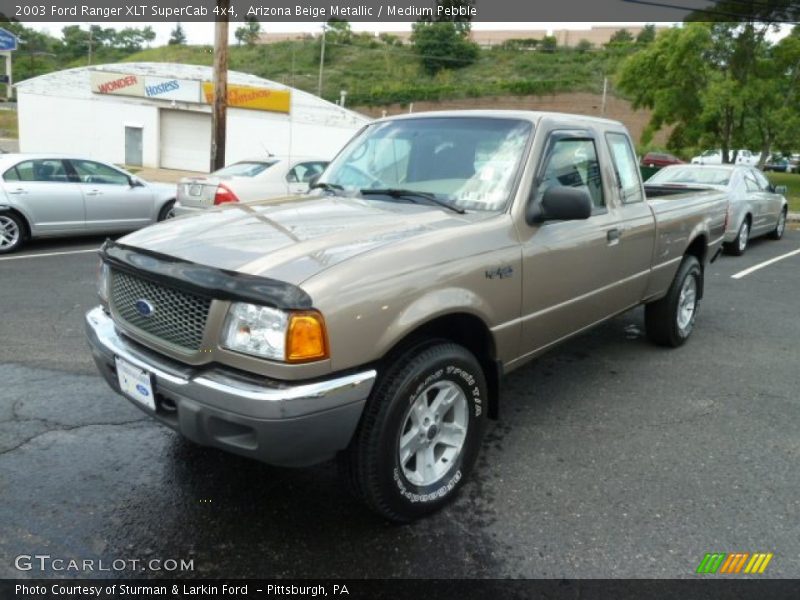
[110, 270, 211, 351]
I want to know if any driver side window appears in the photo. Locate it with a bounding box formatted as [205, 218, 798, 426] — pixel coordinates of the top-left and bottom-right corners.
[536, 137, 604, 209]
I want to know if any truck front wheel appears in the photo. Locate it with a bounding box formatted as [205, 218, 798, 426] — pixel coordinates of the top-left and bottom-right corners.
[645, 255, 702, 347]
[339, 342, 488, 522]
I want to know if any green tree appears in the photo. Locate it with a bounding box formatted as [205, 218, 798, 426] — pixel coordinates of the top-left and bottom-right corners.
[61, 25, 91, 60]
[411, 21, 478, 74]
[540, 36, 557, 53]
[326, 18, 352, 44]
[609, 29, 634, 45]
[636, 24, 656, 45]
[168, 23, 187, 46]
[411, 1, 478, 75]
[575, 39, 593, 54]
[235, 17, 261, 46]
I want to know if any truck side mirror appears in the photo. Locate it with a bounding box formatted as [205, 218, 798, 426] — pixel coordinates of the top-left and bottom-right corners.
[528, 186, 593, 224]
[308, 174, 320, 189]
[775, 185, 788, 195]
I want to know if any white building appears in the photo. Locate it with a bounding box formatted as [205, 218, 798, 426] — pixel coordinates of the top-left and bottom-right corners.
[15, 62, 369, 172]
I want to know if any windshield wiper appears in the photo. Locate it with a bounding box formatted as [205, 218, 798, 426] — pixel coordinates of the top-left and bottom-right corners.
[360, 188, 465, 214]
[310, 181, 344, 194]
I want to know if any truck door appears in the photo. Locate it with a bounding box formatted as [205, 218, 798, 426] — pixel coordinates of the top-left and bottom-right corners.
[517, 128, 652, 357]
[603, 131, 656, 301]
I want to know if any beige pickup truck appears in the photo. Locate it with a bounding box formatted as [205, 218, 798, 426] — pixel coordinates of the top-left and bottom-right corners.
[86, 111, 727, 521]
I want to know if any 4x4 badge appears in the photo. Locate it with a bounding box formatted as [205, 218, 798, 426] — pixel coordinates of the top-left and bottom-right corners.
[485, 266, 514, 280]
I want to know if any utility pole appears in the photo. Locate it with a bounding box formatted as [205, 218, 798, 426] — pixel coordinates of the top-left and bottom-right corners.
[317, 25, 326, 98]
[601, 76, 608, 116]
[87, 26, 93, 66]
[211, 0, 229, 172]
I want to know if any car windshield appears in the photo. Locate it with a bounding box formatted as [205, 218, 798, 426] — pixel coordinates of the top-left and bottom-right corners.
[648, 166, 731, 186]
[318, 117, 533, 212]
[701, 150, 718, 157]
[213, 161, 277, 177]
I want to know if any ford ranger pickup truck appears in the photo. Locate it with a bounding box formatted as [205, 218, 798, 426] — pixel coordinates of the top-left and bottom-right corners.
[86, 111, 727, 522]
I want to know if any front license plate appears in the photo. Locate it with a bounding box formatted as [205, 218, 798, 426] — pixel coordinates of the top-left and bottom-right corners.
[115, 357, 156, 411]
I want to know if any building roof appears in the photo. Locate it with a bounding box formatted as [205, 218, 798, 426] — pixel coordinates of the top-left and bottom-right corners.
[15, 62, 369, 127]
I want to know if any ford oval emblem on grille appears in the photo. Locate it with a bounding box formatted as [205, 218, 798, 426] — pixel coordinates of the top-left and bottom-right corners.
[134, 299, 155, 318]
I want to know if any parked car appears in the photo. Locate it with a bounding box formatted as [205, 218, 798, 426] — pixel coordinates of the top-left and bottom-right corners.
[691, 149, 759, 167]
[173, 157, 328, 216]
[640, 151, 684, 168]
[646, 164, 788, 255]
[87, 111, 727, 522]
[0, 154, 176, 254]
[763, 155, 795, 173]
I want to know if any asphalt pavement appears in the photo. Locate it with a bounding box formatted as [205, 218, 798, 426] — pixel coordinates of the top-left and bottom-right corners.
[1, 230, 799, 579]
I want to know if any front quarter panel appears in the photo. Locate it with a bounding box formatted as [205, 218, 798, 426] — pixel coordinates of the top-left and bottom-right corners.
[302, 214, 523, 372]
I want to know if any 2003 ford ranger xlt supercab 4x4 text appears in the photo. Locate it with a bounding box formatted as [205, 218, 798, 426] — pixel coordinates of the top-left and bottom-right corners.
[86, 111, 727, 521]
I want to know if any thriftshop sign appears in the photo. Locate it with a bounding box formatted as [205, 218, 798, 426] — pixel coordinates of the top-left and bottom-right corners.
[201, 82, 291, 114]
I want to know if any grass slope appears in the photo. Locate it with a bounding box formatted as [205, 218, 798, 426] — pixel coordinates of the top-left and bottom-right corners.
[120, 40, 629, 107]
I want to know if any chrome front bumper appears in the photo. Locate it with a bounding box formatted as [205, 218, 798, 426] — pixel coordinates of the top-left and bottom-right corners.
[85, 306, 376, 467]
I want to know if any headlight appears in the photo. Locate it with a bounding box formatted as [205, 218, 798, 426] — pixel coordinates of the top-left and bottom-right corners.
[221, 302, 328, 363]
[97, 260, 110, 303]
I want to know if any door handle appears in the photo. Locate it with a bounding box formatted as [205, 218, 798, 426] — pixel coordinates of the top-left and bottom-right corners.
[85, 189, 103, 196]
[7, 188, 27, 195]
[607, 228, 621, 242]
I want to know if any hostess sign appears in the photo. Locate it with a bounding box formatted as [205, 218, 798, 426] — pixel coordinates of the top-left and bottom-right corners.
[144, 76, 200, 102]
[91, 71, 200, 102]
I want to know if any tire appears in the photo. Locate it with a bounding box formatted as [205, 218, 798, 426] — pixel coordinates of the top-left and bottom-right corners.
[338, 342, 488, 522]
[157, 200, 176, 221]
[726, 219, 750, 256]
[0, 212, 25, 254]
[768, 208, 787, 240]
[645, 255, 702, 347]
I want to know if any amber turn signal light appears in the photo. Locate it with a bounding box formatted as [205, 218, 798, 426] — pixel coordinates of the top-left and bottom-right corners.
[286, 311, 329, 363]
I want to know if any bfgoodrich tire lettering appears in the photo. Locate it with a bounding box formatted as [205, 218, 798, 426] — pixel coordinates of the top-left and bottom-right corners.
[339, 342, 487, 522]
[645, 255, 702, 347]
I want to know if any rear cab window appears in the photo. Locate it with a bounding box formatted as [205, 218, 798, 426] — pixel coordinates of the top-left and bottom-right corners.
[606, 133, 644, 204]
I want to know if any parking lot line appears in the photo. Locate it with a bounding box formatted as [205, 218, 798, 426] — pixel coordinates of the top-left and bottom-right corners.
[0, 248, 99, 262]
[731, 247, 800, 279]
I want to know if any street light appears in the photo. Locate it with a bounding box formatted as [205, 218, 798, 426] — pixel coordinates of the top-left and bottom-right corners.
[317, 24, 326, 98]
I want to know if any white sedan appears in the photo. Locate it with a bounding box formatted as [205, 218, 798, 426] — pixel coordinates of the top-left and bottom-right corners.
[173, 157, 328, 216]
[0, 154, 176, 254]
[691, 149, 759, 167]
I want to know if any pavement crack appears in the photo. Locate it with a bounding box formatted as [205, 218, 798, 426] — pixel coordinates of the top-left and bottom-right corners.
[0, 418, 152, 457]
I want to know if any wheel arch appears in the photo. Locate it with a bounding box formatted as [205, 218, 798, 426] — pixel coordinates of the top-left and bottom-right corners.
[0, 206, 31, 239]
[684, 234, 707, 298]
[378, 311, 502, 420]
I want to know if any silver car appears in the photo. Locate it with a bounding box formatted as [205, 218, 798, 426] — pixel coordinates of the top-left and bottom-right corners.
[646, 164, 788, 255]
[173, 157, 328, 216]
[0, 154, 176, 254]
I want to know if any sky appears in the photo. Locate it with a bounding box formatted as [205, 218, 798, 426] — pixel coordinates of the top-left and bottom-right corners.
[31, 22, 672, 46]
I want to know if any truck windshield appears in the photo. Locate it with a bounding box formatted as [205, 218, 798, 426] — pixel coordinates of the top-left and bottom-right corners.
[318, 117, 532, 212]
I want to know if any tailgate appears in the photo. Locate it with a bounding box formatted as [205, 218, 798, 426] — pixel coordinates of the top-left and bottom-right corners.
[177, 180, 218, 208]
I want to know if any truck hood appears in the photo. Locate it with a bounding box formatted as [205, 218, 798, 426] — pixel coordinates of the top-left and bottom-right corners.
[118, 195, 473, 285]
